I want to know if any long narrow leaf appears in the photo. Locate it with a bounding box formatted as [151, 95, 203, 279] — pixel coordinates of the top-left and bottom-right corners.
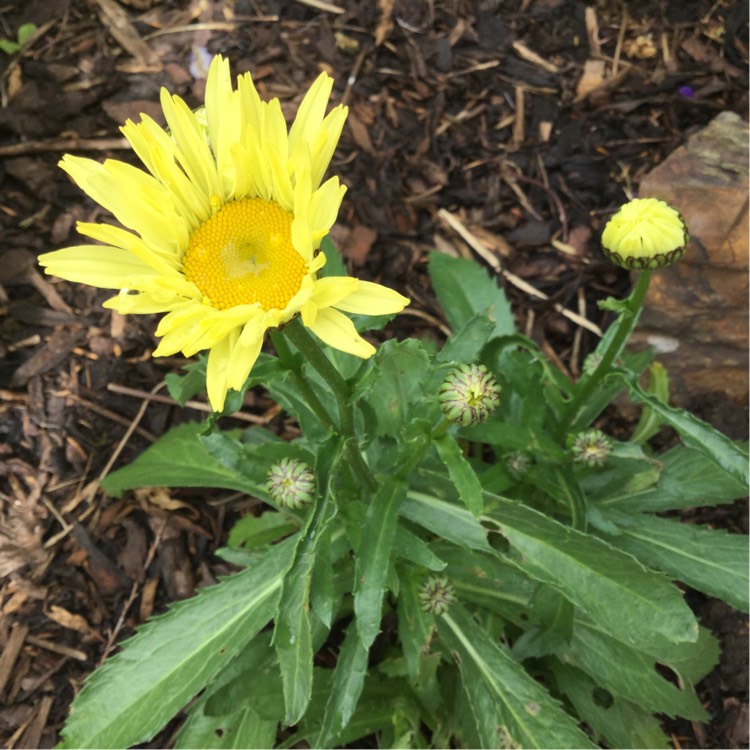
[438, 604, 596, 749]
[315, 622, 369, 747]
[59, 540, 295, 749]
[433, 433, 483, 516]
[616, 370, 749, 487]
[354, 476, 406, 648]
[551, 663, 670, 749]
[401, 490, 491, 552]
[275, 494, 338, 724]
[596, 510, 749, 612]
[484, 497, 699, 647]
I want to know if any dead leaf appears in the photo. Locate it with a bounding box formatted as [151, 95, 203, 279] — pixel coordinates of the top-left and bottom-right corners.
[46, 605, 96, 636]
[342, 225, 378, 266]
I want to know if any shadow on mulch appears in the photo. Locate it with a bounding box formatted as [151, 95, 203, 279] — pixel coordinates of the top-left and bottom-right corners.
[0, 0, 747, 747]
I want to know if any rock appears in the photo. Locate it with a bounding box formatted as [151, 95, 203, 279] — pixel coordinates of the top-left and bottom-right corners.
[631, 111, 748, 414]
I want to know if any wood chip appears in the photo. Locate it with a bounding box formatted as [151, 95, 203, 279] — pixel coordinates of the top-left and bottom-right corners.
[9, 328, 83, 387]
[90, 0, 162, 71]
[512, 40, 560, 74]
[437, 209, 602, 337]
[0, 623, 29, 697]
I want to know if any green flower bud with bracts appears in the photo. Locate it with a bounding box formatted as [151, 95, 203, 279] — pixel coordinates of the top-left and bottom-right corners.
[266, 458, 315, 509]
[418, 575, 457, 616]
[506, 451, 531, 479]
[571, 429, 613, 467]
[439, 363, 500, 427]
[601, 197, 689, 270]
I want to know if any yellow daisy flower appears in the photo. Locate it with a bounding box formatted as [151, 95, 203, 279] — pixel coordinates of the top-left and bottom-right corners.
[601, 197, 688, 270]
[39, 55, 409, 411]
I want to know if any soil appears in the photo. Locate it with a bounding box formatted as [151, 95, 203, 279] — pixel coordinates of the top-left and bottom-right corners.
[0, 0, 747, 748]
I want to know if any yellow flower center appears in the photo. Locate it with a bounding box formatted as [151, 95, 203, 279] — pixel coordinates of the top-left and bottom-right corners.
[182, 198, 307, 311]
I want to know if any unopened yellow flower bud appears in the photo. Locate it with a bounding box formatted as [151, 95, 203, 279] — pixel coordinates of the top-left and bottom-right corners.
[601, 198, 688, 270]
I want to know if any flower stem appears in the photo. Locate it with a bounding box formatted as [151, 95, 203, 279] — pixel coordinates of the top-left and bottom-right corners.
[557, 270, 653, 438]
[281, 318, 378, 492]
[270, 328, 335, 433]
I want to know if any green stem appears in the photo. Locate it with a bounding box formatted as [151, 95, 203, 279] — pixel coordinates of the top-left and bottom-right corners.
[269, 329, 335, 433]
[557, 270, 653, 438]
[281, 319, 377, 492]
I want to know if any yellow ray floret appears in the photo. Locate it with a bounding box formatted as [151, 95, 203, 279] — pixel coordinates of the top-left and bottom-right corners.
[39, 55, 409, 411]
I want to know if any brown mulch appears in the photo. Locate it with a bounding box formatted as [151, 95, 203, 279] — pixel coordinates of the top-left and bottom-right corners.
[0, 0, 747, 747]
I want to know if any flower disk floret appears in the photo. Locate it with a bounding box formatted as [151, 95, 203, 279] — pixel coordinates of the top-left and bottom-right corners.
[39, 56, 409, 412]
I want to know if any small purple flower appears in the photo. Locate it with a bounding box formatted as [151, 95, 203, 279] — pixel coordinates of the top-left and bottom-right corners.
[678, 85, 695, 98]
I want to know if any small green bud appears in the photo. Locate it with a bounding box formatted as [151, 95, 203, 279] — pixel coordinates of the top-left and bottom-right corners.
[439, 364, 500, 427]
[266, 458, 315, 509]
[506, 451, 531, 479]
[418, 575, 457, 616]
[601, 197, 688, 270]
[571, 429, 612, 467]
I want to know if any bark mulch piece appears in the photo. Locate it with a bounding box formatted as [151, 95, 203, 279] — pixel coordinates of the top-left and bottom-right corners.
[0, 0, 747, 747]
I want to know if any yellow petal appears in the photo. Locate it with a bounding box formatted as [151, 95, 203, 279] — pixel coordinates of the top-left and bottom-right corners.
[310, 276, 359, 309]
[160, 89, 222, 203]
[309, 106, 348, 188]
[122, 116, 210, 227]
[288, 73, 334, 152]
[103, 289, 186, 314]
[306, 307, 375, 358]
[227, 324, 264, 390]
[308, 177, 346, 243]
[61, 155, 188, 253]
[206, 329, 238, 412]
[76, 222, 179, 274]
[333, 280, 410, 315]
[38, 246, 156, 289]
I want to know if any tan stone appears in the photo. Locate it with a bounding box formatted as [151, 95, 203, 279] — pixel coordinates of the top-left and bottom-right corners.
[629, 111, 749, 407]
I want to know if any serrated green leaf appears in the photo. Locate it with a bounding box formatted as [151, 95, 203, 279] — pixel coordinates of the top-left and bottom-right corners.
[227, 512, 299, 550]
[310, 527, 337, 629]
[560, 619, 708, 719]
[202, 632, 277, 717]
[616, 370, 749, 488]
[433, 434, 484, 516]
[396, 574, 437, 679]
[354, 476, 407, 648]
[483, 496, 700, 647]
[434, 543, 535, 622]
[438, 604, 596, 749]
[630, 361, 670, 444]
[58, 540, 295, 749]
[551, 663, 670, 749]
[175, 701, 277, 749]
[599, 445, 748, 512]
[275, 491, 338, 722]
[596, 510, 749, 612]
[394, 526, 447, 572]
[401, 489, 491, 552]
[436, 314, 495, 364]
[165, 358, 208, 405]
[354, 339, 432, 437]
[428, 252, 514, 340]
[177, 633, 280, 748]
[315, 622, 370, 747]
[101, 423, 257, 497]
